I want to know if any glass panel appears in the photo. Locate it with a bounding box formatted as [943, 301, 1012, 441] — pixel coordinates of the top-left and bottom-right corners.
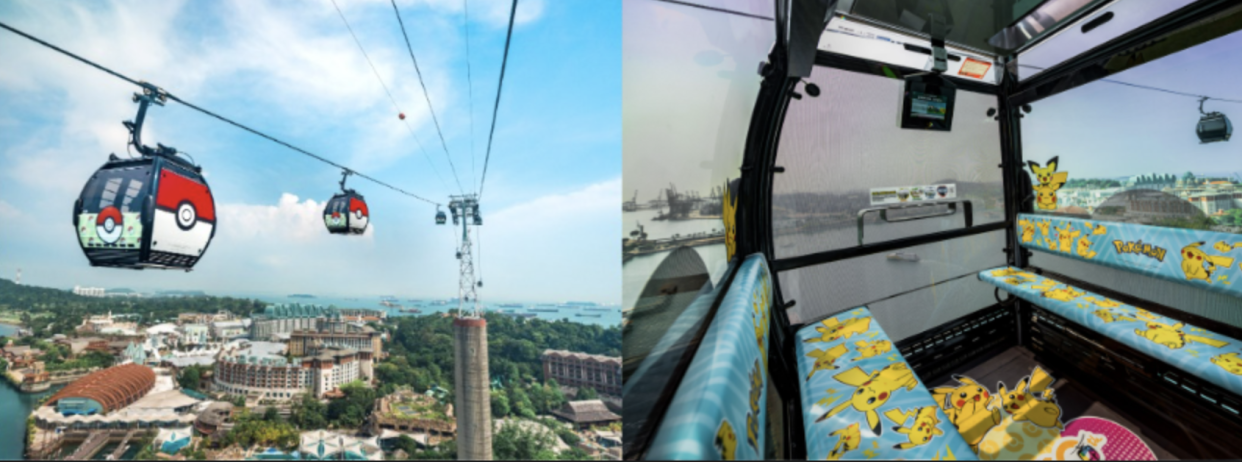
[779, 229, 1006, 331]
[772, 66, 1004, 259]
[1020, 29, 1242, 231]
[622, 0, 775, 453]
[623, 0, 774, 306]
[849, 0, 1050, 54]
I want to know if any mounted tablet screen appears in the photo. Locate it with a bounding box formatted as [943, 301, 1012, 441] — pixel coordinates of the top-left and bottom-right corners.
[900, 74, 956, 131]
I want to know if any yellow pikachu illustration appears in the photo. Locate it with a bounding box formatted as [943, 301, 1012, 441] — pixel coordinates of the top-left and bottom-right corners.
[816, 363, 919, 436]
[1135, 320, 1229, 349]
[852, 339, 893, 361]
[997, 367, 1062, 429]
[826, 423, 861, 460]
[1092, 309, 1137, 324]
[1054, 223, 1080, 253]
[1211, 352, 1242, 375]
[1084, 222, 1107, 235]
[884, 406, 944, 450]
[1043, 236, 1055, 248]
[1033, 184, 1061, 210]
[715, 420, 738, 460]
[1082, 296, 1121, 308]
[990, 268, 1035, 279]
[1075, 236, 1096, 259]
[1042, 286, 1085, 302]
[1036, 220, 1051, 237]
[1180, 242, 1235, 283]
[950, 400, 1002, 451]
[1214, 241, 1242, 253]
[931, 375, 992, 422]
[805, 316, 872, 343]
[806, 344, 851, 381]
[1030, 279, 1058, 292]
[1018, 219, 1035, 243]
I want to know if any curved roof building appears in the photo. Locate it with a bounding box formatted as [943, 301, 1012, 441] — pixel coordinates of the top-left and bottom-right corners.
[46, 364, 155, 415]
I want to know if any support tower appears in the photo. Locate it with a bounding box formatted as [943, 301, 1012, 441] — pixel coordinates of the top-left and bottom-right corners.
[449, 194, 491, 460]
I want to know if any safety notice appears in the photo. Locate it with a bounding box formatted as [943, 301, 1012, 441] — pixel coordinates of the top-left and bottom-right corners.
[958, 57, 992, 79]
[870, 184, 956, 205]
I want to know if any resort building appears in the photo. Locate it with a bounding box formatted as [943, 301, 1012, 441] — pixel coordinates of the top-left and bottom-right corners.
[288, 320, 383, 358]
[72, 286, 106, 297]
[177, 311, 235, 325]
[249, 304, 338, 339]
[211, 319, 250, 340]
[75, 311, 138, 335]
[541, 350, 622, 397]
[212, 341, 373, 401]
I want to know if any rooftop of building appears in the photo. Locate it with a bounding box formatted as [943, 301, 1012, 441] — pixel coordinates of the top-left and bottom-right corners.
[46, 364, 157, 414]
[551, 400, 622, 424]
[541, 349, 621, 365]
[220, 341, 289, 366]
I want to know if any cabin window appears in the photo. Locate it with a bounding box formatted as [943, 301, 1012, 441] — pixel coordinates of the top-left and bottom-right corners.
[771, 66, 1004, 260]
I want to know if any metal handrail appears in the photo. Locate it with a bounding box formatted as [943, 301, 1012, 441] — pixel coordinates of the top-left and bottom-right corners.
[857, 199, 973, 245]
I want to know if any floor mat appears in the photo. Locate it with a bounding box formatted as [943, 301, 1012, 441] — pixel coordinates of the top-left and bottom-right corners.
[927, 346, 1178, 460]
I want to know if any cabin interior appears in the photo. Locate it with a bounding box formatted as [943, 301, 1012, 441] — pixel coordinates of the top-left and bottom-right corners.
[624, 0, 1242, 460]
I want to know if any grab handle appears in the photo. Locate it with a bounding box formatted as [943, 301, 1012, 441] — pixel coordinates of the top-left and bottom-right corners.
[856, 200, 973, 245]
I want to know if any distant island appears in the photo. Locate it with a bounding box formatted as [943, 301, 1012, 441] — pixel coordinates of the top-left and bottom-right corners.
[289, 294, 317, 299]
[156, 290, 207, 297]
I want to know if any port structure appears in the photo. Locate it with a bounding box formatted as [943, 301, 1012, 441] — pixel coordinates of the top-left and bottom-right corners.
[448, 193, 492, 460]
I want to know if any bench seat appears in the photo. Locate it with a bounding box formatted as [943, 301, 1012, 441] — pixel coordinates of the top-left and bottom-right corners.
[979, 266, 1242, 398]
[796, 307, 978, 460]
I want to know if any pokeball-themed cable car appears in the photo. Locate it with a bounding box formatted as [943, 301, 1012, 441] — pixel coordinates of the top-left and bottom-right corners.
[323, 169, 369, 235]
[74, 83, 216, 271]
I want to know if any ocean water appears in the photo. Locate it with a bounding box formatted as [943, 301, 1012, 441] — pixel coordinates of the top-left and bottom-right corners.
[623, 209, 730, 310]
[0, 323, 62, 461]
[237, 294, 623, 328]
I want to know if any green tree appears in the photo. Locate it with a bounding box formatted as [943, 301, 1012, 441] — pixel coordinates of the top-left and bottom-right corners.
[491, 391, 511, 418]
[576, 387, 598, 400]
[263, 406, 281, 422]
[493, 421, 558, 460]
[289, 393, 328, 430]
[509, 386, 536, 419]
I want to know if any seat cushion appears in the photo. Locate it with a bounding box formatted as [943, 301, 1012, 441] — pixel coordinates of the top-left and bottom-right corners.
[979, 266, 1242, 398]
[796, 307, 978, 460]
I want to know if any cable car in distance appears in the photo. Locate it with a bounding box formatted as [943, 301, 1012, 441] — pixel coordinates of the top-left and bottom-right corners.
[324, 169, 369, 235]
[74, 84, 217, 271]
[1198, 97, 1232, 143]
[436, 206, 447, 225]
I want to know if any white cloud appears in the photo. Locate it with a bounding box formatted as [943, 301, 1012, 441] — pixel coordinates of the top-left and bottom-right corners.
[218, 193, 375, 244]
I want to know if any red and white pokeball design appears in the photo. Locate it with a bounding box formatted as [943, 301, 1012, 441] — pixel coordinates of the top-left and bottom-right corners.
[95, 205, 124, 245]
[349, 197, 369, 230]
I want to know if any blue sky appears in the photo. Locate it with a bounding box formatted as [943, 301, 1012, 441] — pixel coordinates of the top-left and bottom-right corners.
[1022, 29, 1242, 181]
[0, 0, 620, 303]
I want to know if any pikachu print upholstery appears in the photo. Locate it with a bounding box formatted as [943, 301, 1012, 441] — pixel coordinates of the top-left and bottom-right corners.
[980, 266, 1242, 398]
[797, 307, 978, 460]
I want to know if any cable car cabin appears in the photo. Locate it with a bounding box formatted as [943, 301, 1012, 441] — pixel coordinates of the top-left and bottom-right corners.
[624, 1, 1242, 460]
[74, 152, 216, 270]
[436, 210, 447, 225]
[323, 191, 369, 235]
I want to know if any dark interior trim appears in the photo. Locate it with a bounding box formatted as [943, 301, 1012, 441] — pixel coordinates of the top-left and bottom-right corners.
[1011, 0, 1241, 106]
[815, 50, 1000, 95]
